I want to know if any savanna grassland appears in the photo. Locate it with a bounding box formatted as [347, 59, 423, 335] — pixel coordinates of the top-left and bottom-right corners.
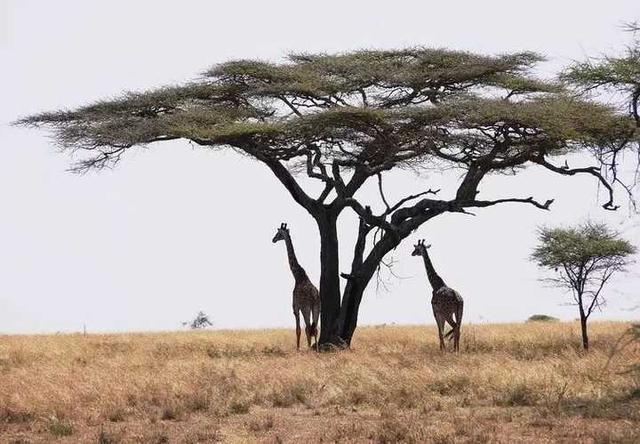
[1, 322, 639, 443]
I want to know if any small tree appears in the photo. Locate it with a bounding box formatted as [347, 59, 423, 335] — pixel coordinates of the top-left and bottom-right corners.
[182, 311, 213, 329]
[531, 222, 636, 350]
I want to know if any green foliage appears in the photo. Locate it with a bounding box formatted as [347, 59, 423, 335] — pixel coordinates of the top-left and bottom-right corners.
[489, 73, 563, 95]
[16, 47, 632, 174]
[561, 23, 640, 127]
[560, 43, 640, 93]
[466, 96, 631, 141]
[532, 222, 635, 269]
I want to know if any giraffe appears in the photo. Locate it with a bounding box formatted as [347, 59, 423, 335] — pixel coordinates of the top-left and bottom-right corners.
[412, 239, 464, 351]
[272, 223, 320, 351]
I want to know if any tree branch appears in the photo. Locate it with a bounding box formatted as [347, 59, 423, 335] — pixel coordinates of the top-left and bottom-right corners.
[277, 95, 303, 117]
[305, 147, 332, 183]
[387, 188, 441, 214]
[331, 160, 347, 195]
[342, 199, 397, 233]
[268, 160, 317, 212]
[243, 146, 318, 214]
[462, 196, 554, 211]
[377, 173, 391, 212]
[585, 268, 615, 317]
[317, 183, 334, 203]
[532, 155, 619, 210]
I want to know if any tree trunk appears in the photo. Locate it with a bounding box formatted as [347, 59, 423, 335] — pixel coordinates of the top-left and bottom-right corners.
[578, 303, 589, 350]
[334, 217, 369, 346]
[338, 281, 365, 346]
[319, 207, 441, 348]
[316, 211, 342, 346]
[336, 212, 442, 347]
[338, 231, 402, 346]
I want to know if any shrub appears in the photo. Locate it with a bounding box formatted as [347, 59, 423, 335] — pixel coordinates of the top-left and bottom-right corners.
[527, 314, 559, 322]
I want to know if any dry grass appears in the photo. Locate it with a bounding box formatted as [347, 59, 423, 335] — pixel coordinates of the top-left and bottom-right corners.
[1, 321, 638, 443]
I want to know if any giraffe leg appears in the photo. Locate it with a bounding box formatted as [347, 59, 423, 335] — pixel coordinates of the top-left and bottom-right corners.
[294, 311, 301, 351]
[447, 317, 458, 352]
[438, 320, 446, 351]
[301, 309, 313, 349]
[445, 315, 457, 341]
[311, 303, 320, 352]
[454, 304, 463, 352]
[433, 308, 446, 351]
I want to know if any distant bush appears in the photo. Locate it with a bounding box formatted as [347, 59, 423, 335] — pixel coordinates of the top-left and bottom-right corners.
[527, 314, 559, 322]
[182, 311, 213, 329]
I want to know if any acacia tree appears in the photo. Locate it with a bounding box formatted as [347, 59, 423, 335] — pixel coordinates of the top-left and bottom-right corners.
[17, 48, 637, 347]
[531, 222, 635, 350]
[561, 22, 640, 200]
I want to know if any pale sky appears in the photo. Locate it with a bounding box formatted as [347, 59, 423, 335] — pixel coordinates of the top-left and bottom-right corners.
[1, 0, 638, 334]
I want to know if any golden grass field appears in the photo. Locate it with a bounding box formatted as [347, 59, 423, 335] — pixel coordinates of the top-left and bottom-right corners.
[1, 321, 639, 443]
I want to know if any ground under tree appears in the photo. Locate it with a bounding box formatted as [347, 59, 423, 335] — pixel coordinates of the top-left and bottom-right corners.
[17, 48, 638, 347]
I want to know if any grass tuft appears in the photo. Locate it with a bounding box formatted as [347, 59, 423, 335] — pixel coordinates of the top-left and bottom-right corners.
[48, 419, 73, 437]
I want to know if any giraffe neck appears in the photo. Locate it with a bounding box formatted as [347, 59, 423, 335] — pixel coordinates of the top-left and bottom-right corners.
[284, 235, 308, 281]
[421, 250, 446, 291]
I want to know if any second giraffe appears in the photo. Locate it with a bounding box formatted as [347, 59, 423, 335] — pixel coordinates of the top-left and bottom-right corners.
[412, 239, 464, 351]
[273, 223, 320, 351]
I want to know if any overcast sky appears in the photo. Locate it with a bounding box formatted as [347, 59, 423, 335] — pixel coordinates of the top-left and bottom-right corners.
[1, 0, 639, 335]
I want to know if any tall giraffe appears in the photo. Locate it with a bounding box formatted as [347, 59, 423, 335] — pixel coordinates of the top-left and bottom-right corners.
[272, 223, 320, 350]
[412, 239, 464, 351]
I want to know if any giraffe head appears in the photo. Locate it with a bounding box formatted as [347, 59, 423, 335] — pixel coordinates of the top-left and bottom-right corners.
[272, 223, 290, 243]
[411, 239, 431, 256]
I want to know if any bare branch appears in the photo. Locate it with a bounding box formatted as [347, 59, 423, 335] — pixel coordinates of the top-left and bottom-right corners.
[342, 199, 397, 233]
[305, 148, 332, 184]
[252, 152, 318, 215]
[277, 95, 303, 117]
[377, 173, 391, 213]
[463, 196, 554, 211]
[531, 155, 619, 210]
[387, 188, 441, 214]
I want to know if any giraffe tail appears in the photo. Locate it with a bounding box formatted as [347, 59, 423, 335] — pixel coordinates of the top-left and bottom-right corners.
[307, 322, 318, 337]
